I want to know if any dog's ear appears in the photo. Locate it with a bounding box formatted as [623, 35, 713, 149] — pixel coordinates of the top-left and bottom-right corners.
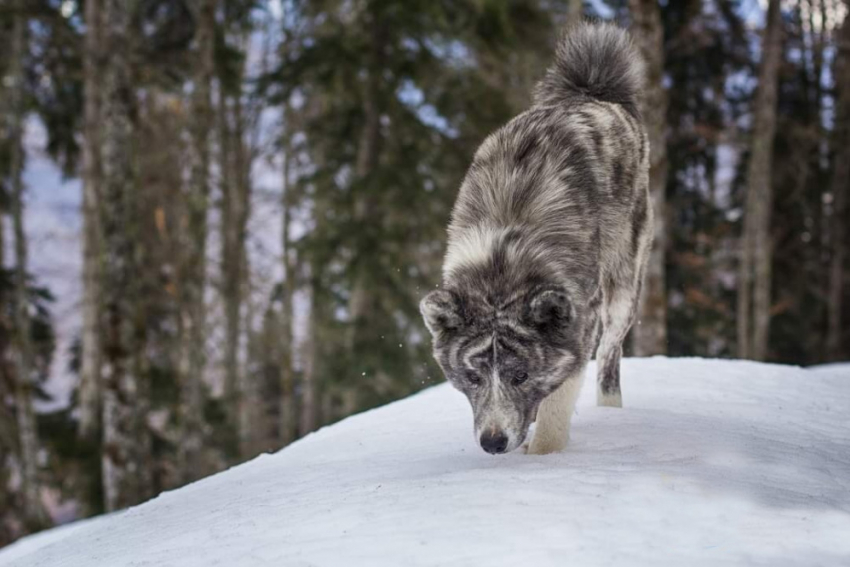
[527, 287, 573, 330]
[420, 289, 464, 336]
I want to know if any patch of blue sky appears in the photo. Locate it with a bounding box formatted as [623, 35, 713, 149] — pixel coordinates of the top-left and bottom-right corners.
[397, 79, 457, 138]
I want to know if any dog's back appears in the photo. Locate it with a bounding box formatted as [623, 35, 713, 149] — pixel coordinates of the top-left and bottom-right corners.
[443, 23, 650, 309]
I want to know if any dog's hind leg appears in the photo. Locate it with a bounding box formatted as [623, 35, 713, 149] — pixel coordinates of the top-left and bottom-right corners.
[596, 273, 641, 408]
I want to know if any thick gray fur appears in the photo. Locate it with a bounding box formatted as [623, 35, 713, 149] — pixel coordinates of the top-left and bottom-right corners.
[420, 22, 652, 455]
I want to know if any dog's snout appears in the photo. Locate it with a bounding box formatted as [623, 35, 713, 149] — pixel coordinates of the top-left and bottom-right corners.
[480, 430, 509, 454]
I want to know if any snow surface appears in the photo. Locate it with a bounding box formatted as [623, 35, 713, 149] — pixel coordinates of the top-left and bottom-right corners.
[2, 358, 849, 567]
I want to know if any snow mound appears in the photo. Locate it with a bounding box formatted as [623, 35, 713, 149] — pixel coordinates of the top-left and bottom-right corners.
[2, 358, 849, 567]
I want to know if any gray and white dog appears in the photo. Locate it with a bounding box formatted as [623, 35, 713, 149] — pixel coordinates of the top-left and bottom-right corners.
[420, 23, 652, 455]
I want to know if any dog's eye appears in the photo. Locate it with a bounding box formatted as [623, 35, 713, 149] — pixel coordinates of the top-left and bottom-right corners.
[466, 372, 482, 386]
[512, 372, 529, 386]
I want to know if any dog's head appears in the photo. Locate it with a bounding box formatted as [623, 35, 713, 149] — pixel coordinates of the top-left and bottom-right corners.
[420, 285, 586, 454]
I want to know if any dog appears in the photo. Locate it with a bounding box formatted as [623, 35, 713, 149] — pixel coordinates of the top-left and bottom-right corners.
[420, 22, 651, 455]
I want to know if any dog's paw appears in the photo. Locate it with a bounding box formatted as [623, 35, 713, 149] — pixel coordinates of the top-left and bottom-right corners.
[526, 433, 569, 455]
[597, 390, 623, 408]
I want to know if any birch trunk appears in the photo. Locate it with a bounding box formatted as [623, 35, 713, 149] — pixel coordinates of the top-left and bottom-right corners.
[8, 0, 46, 527]
[176, 0, 215, 481]
[79, 0, 103, 440]
[827, 2, 850, 359]
[99, 0, 146, 512]
[629, 0, 669, 356]
[738, 0, 783, 361]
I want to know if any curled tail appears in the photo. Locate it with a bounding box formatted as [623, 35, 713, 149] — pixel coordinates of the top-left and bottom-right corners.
[533, 22, 644, 117]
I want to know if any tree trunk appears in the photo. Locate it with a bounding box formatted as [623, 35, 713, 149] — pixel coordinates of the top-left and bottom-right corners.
[629, 0, 669, 356]
[276, 5, 299, 447]
[299, 278, 318, 437]
[176, 0, 215, 482]
[99, 0, 146, 512]
[279, 116, 297, 446]
[220, 79, 252, 458]
[738, 0, 783, 361]
[79, 0, 104, 440]
[827, 2, 850, 360]
[8, 0, 47, 528]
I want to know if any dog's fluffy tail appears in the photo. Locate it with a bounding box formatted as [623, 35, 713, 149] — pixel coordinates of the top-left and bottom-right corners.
[533, 22, 644, 116]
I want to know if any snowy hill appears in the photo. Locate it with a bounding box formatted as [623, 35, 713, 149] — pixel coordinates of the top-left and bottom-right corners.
[2, 358, 849, 567]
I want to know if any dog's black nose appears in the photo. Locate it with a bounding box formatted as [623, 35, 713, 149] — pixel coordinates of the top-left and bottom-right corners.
[480, 431, 509, 454]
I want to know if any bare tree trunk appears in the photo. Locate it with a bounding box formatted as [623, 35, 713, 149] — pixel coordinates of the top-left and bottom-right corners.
[99, 0, 146, 512]
[176, 0, 215, 482]
[237, 274, 255, 457]
[221, 107, 240, 452]
[79, 0, 103, 440]
[220, 80, 252, 457]
[279, 118, 297, 446]
[8, 1, 47, 528]
[299, 279, 318, 437]
[827, 2, 850, 359]
[629, 0, 668, 356]
[738, 0, 783, 361]
[276, 5, 299, 447]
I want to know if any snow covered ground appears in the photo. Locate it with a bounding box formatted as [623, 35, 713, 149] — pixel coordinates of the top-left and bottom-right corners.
[2, 357, 848, 567]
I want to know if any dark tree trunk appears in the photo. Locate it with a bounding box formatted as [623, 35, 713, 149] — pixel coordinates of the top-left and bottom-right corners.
[738, 0, 783, 361]
[99, 0, 148, 512]
[8, 0, 47, 528]
[176, 0, 216, 481]
[79, 0, 104, 440]
[827, 2, 850, 359]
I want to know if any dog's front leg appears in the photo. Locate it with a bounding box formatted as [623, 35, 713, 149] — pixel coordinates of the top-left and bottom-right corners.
[527, 371, 585, 455]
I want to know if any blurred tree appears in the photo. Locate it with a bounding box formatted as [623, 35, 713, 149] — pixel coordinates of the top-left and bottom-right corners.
[738, 0, 783, 361]
[79, 0, 104, 441]
[7, 0, 48, 529]
[629, 0, 669, 356]
[827, 0, 850, 359]
[98, 0, 150, 512]
[662, 0, 750, 359]
[277, 2, 301, 446]
[176, 0, 215, 482]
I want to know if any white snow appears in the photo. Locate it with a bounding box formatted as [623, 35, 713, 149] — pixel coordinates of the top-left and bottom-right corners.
[2, 358, 849, 567]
